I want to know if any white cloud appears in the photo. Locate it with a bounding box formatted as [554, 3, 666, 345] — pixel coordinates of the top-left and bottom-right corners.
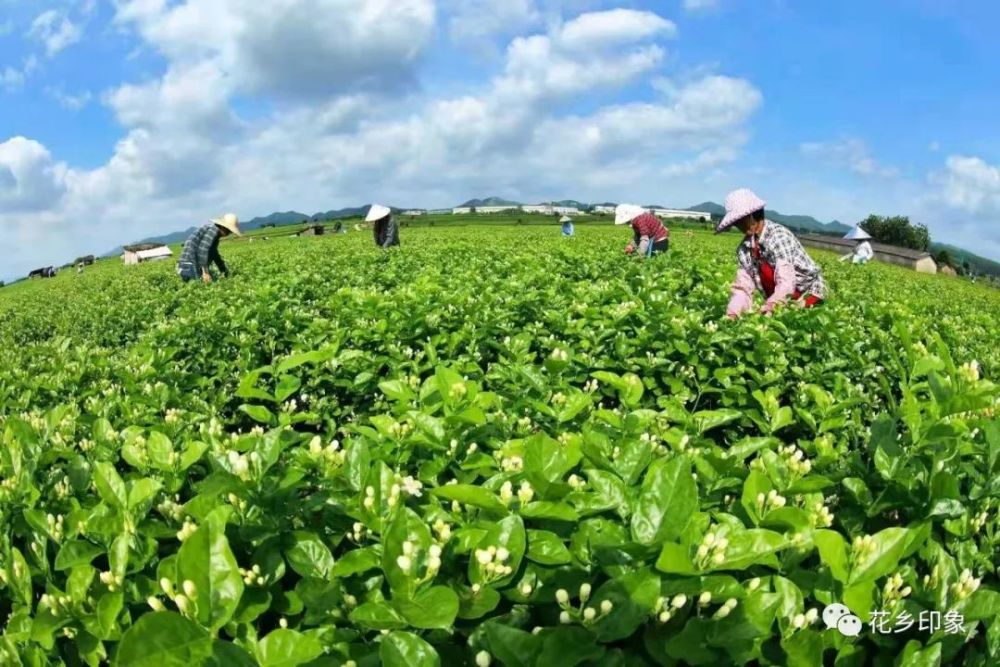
[48, 87, 93, 110]
[800, 137, 898, 178]
[0, 137, 68, 211]
[0, 56, 39, 91]
[933, 155, 1000, 215]
[29, 10, 83, 57]
[448, 0, 541, 43]
[113, 0, 436, 99]
[684, 0, 720, 11]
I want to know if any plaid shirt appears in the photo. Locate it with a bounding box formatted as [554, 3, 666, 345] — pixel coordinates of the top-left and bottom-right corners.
[631, 212, 669, 243]
[177, 224, 228, 277]
[736, 221, 826, 299]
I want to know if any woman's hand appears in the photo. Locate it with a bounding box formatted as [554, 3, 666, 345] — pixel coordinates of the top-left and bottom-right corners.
[201, 271, 212, 284]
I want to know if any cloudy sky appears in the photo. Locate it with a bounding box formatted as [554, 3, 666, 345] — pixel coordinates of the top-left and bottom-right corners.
[2, 0, 1000, 280]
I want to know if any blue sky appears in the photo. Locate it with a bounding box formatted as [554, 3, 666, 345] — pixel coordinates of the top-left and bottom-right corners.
[2, 0, 1000, 280]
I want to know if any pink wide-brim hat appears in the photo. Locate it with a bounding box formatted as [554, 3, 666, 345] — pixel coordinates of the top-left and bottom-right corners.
[715, 188, 766, 233]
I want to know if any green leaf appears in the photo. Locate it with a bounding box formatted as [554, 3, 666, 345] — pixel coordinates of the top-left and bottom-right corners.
[814, 530, 850, 583]
[54, 540, 103, 571]
[284, 531, 335, 579]
[526, 529, 572, 565]
[331, 546, 381, 577]
[630, 455, 698, 546]
[655, 542, 698, 575]
[255, 629, 323, 667]
[239, 404, 275, 425]
[458, 585, 501, 620]
[781, 628, 824, 667]
[273, 375, 301, 403]
[693, 409, 741, 434]
[383, 508, 435, 596]
[432, 484, 508, 513]
[393, 586, 459, 630]
[848, 527, 916, 585]
[470, 515, 525, 587]
[897, 640, 942, 667]
[94, 462, 127, 509]
[590, 568, 662, 642]
[524, 433, 581, 483]
[277, 349, 332, 374]
[379, 631, 441, 667]
[113, 612, 212, 667]
[128, 478, 162, 511]
[519, 501, 578, 522]
[175, 510, 244, 631]
[537, 627, 604, 667]
[485, 623, 542, 667]
[349, 601, 408, 630]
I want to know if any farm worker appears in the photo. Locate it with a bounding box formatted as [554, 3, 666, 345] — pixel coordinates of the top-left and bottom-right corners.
[616, 204, 669, 257]
[840, 239, 874, 265]
[367, 204, 399, 248]
[176, 212, 242, 284]
[716, 189, 827, 318]
[560, 215, 575, 237]
[839, 225, 874, 265]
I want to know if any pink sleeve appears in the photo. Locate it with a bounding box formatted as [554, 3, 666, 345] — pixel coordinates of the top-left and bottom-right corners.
[726, 268, 755, 318]
[762, 260, 796, 312]
[637, 236, 650, 256]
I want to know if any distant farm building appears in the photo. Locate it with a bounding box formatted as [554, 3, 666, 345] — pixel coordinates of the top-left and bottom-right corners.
[592, 205, 616, 215]
[75, 255, 96, 266]
[939, 265, 958, 277]
[652, 208, 711, 222]
[478, 205, 518, 214]
[402, 210, 425, 216]
[452, 207, 473, 214]
[521, 205, 551, 214]
[301, 225, 325, 236]
[796, 234, 939, 274]
[28, 267, 56, 279]
[123, 244, 173, 265]
[552, 206, 581, 215]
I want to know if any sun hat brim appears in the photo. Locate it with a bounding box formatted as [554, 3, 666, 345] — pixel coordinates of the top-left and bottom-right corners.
[365, 204, 391, 222]
[615, 205, 646, 225]
[715, 190, 766, 234]
[211, 217, 242, 236]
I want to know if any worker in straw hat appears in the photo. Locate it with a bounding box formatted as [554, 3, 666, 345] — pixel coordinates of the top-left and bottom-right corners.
[716, 189, 827, 318]
[176, 212, 242, 284]
[839, 225, 874, 265]
[616, 204, 670, 258]
[366, 204, 399, 248]
[560, 215, 575, 237]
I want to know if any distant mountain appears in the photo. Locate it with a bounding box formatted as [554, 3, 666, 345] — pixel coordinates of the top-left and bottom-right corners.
[687, 202, 725, 217]
[550, 200, 589, 209]
[686, 201, 850, 235]
[242, 211, 312, 230]
[308, 207, 369, 222]
[930, 242, 1000, 278]
[459, 196, 523, 208]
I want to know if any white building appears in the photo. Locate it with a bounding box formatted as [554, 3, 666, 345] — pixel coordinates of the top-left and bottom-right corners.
[452, 207, 473, 214]
[477, 205, 518, 214]
[123, 244, 173, 265]
[652, 209, 711, 221]
[522, 204, 553, 214]
[402, 210, 425, 216]
[593, 205, 616, 215]
[553, 206, 581, 215]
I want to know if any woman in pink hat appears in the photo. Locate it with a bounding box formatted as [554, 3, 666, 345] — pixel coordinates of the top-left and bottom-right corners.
[716, 189, 827, 318]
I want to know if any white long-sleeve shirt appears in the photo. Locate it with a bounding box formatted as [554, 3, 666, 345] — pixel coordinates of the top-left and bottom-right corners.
[854, 241, 874, 261]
